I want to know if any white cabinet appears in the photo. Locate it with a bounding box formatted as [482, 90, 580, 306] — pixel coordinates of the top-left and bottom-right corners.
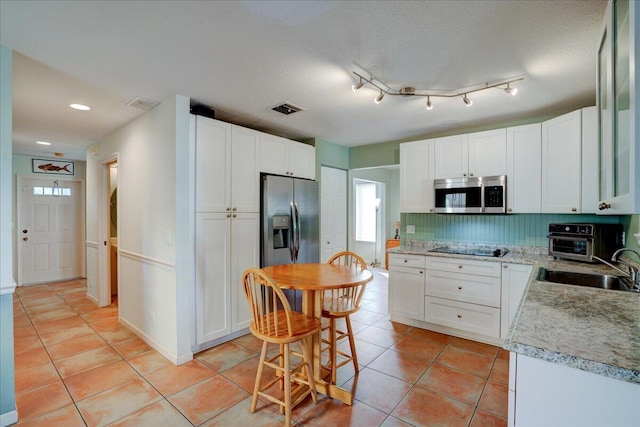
[399, 139, 435, 213]
[260, 133, 315, 179]
[500, 263, 532, 338]
[195, 117, 260, 213]
[541, 110, 582, 213]
[424, 257, 501, 339]
[506, 124, 541, 213]
[388, 254, 426, 320]
[195, 212, 258, 344]
[192, 115, 260, 347]
[510, 353, 640, 427]
[434, 129, 506, 179]
[597, 0, 640, 214]
[581, 107, 598, 214]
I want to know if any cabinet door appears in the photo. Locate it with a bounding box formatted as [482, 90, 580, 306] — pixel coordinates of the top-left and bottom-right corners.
[230, 213, 259, 332]
[399, 139, 435, 212]
[195, 213, 231, 344]
[389, 265, 425, 320]
[195, 117, 231, 212]
[468, 129, 507, 177]
[581, 107, 598, 213]
[541, 110, 582, 213]
[231, 125, 260, 212]
[500, 263, 532, 338]
[260, 133, 289, 176]
[434, 134, 469, 179]
[506, 124, 542, 213]
[288, 141, 316, 180]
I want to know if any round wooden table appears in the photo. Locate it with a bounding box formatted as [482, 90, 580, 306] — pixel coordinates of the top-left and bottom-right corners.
[260, 263, 373, 405]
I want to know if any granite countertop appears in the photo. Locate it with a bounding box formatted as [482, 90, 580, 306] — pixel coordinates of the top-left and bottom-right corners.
[387, 240, 640, 385]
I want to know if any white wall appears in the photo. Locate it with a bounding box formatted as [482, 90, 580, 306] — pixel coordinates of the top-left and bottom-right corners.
[86, 94, 192, 364]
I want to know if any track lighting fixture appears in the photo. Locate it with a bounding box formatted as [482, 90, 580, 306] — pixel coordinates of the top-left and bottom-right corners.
[426, 96, 433, 110]
[351, 70, 523, 110]
[352, 77, 364, 92]
[504, 83, 518, 96]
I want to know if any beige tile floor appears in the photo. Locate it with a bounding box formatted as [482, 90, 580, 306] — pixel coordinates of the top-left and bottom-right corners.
[12, 268, 507, 426]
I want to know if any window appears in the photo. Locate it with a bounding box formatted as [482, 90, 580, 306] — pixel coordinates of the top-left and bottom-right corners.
[32, 186, 72, 196]
[355, 181, 379, 242]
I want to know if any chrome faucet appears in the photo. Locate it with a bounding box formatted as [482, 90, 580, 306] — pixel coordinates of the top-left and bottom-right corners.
[611, 248, 640, 290]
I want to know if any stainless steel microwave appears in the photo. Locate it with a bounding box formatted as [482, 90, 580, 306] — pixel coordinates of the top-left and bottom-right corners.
[434, 175, 507, 214]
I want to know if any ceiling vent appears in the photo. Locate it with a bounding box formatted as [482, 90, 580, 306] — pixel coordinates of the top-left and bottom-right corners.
[271, 102, 305, 115]
[126, 97, 159, 110]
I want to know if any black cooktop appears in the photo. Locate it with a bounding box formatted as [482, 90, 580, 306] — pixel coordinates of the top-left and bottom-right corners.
[428, 247, 509, 258]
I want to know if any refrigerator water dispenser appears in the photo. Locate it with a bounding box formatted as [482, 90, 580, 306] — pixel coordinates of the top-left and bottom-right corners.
[272, 215, 290, 249]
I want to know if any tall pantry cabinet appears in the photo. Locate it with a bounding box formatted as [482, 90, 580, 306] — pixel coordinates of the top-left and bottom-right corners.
[193, 116, 260, 346]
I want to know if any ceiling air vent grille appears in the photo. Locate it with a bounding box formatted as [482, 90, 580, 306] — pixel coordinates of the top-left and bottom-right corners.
[271, 102, 305, 115]
[127, 97, 160, 111]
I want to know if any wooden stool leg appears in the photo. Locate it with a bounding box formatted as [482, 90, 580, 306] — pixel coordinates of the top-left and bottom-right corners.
[251, 341, 269, 413]
[330, 318, 338, 384]
[283, 343, 291, 426]
[300, 339, 318, 404]
[345, 316, 359, 373]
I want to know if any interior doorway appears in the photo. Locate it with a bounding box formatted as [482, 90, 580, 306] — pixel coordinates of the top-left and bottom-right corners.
[108, 162, 118, 300]
[320, 166, 347, 262]
[352, 178, 385, 266]
[98, 154, 118, 307]
[17, 176, 83, 285]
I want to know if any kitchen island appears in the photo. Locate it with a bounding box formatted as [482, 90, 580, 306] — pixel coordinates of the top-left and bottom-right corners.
[388, 241, 640, 426]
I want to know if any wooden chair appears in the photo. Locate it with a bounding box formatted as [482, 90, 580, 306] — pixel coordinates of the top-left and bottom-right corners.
[242, 268, 321, 426]
[322, 251, 368, 384]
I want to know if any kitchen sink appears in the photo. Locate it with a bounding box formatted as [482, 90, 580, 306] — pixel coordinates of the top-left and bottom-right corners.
[536, 267, 634, 292]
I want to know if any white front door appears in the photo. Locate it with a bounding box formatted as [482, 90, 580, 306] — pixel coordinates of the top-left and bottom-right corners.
[19, 177, 82, 285]
[320, 166, 347, 262]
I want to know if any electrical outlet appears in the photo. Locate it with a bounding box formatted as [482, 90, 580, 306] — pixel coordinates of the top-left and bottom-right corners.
[406, 225, 415, 234]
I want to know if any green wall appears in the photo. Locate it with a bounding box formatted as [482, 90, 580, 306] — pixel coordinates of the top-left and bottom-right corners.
[624, 215, 640, 251]
[315, 138, 349, 172]
[349, 140, 399, 170]
[400, 213, 626, 247]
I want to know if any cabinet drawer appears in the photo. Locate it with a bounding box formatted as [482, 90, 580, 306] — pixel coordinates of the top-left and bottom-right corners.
[426, 270, 501, 307]
[424, 296, 500, 338]
[389, 254, 426, 269]
[426, 256, 501, 277]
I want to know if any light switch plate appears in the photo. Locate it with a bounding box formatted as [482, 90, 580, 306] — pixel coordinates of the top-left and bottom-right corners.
[406, 225, 415, 234]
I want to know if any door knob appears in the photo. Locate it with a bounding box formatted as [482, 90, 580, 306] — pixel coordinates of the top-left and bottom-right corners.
[22, 229, 28, 234]
[23, 237, 28, 241]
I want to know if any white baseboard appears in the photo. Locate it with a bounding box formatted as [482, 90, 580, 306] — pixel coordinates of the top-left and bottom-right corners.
[119, 317, 193, 365]
[0, 409, 18, 427]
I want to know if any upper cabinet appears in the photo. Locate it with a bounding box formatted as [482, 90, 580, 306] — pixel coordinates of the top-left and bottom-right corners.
[399, 139, 435, 213]
[506, 123, 542, 213]
[195, 117, 260, 213]
[541, 110, 582, 213]
[434, 129, 506, 179]
[260, 133, 315, 180]
[597, 0, 640, 214]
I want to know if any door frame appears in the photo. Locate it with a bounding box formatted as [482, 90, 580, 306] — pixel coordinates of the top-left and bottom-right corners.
[98, 153, 118, 307]
[16, 174, 86, 286]
[320, 166, 348, 262]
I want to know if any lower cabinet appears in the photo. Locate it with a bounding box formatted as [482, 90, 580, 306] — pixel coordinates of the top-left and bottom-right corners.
[388, 254, 425, 320]
[195, 212, 259, 345]
[388, 252, 533, 344]
[509, 353, 640, 427]
[500, 263, 533, 338]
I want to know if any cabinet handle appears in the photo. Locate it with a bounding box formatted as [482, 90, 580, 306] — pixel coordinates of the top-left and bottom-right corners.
[226, 207, 231, 211]
[507, 208, 513, 213]
[571, 207, 577, 212]
[469, 173, 474, 177]
[404, 259, 408, 263]
[458, 265, 463, 269]
[232, 214, 237, 218]
[429, 208, 434, 213]
[226, 214, 231, 218]
[463, 173, 467, 177]
[598, 202, 612, 210]
[457, 286, 463, 290]
[457, 314, 462, 319]
[419, 270, 423, 274]
[503, 264, 508, 269]
[232, 207, 237, 211]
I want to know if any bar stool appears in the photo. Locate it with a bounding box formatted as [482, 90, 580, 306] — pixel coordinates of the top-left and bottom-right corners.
[242, 268, 320, 426]
[322, 251, 368, 384]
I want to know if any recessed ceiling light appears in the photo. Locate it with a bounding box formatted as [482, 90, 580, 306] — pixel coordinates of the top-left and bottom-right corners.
[70, 103, 91, 111]
[36, 141, 51, 145]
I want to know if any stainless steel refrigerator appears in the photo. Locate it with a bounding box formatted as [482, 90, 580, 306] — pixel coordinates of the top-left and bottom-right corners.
[260, 173, 319, 310]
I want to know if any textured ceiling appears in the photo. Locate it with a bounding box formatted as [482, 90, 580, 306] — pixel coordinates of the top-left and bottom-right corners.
[1, 0, 607, 161]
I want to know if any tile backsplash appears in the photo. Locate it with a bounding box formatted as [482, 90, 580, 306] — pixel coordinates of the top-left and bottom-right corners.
[400, 213, 627, 247]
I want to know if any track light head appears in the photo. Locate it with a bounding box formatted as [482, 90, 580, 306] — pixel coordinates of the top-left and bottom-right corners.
[462, 94, 473, 107]
[375, 91, 384, 104]
[504, 83, 518, 96]
[426, 96, 433, 110]
[352, 78, 364, 92]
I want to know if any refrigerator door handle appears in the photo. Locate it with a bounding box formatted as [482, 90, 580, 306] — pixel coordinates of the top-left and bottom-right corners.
[290, 202, 297, 262]
[294, 202, 301, 261]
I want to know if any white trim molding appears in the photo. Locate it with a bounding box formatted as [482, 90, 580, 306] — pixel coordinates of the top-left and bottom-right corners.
[0, 279, 16, 295]
[0, 409, 18, 427]
[119, 249, 175, 268]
